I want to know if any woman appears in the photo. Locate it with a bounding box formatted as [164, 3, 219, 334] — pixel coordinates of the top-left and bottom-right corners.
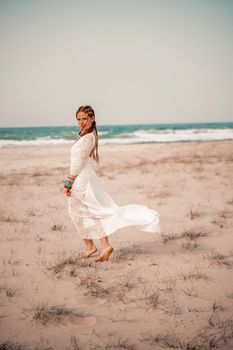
[64, 105, 160, 262]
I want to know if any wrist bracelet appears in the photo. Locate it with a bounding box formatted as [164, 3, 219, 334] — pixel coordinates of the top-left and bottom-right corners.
[64, 183, 72, 189]
[65, 175, 75, 183]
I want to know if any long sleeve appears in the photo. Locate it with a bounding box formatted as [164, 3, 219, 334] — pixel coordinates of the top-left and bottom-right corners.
[70, 134, 95, 177]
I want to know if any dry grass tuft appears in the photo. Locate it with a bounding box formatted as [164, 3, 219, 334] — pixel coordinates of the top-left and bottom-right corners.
[204, 251, 233, 268]
[0, 214, 21, 223]
[218, 210, 233, 219]
[160, 300, 182, 316]
[2, 257, 20, 266]
[142, 312, 233, 349]
[162, 228, 208, 245]
[181, 267, 212, 283]
[211, 302, 226, 312]
[196, 312, 233, 349]
[0, 342, 54, 350]
[144, 280, 181, 315]
[0, 343, 26, 350]
[112, 279, 135, 302]
[180, 228, 208, 240]
[33, 345, 52, 350]
[143, 288, 164, 309]
[208, 311, 231, 328]
[78, 274, 111, 299]
[27, 302, 86, 325]
[182, 240, 199, 251]
[91, 338, 136, 350]
[111, 243, 149, 262]
[5, 287, 17, 297]
[147, 292, 161, 309]
[111, 251, 136, 263]
[77, 274, 135, 302]
[142, 332, 185, 348]
[162, 232, 180, 244]
[188, 306, 206, 313]
[48, 255, 95, 275]
[0, 283, 18, 297]
[158, 275, 177, 293]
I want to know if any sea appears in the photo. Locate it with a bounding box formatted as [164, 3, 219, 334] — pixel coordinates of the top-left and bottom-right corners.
[0, 122, 233, 147]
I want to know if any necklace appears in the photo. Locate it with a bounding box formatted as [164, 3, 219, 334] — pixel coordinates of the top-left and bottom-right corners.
[73, 132, 82, 145]
[73, 129, 95, 145]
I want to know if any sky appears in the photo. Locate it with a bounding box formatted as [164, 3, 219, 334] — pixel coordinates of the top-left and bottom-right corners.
[0, 0, 233, 127]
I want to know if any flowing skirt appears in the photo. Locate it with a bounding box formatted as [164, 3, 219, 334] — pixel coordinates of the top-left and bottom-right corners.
[68, 159, 160, 239]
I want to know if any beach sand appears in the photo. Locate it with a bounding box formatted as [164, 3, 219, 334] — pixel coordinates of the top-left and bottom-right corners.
[0, 140, 233, 349]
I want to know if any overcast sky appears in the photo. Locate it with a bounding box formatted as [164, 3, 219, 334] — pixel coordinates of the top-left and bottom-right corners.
[0, 0, 233, 127]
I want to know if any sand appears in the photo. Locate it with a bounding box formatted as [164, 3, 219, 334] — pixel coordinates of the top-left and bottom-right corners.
[0, 140, 233, 350]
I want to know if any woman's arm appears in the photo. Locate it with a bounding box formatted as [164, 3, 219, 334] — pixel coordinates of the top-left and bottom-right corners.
[70, 134, 95, 177]
[64, 134, 94, 196]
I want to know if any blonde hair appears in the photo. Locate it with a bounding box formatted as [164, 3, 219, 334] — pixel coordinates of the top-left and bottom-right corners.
[76, 105, 99, 163]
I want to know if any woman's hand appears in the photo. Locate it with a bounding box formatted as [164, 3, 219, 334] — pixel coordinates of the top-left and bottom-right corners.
[63, 187, 71, 197]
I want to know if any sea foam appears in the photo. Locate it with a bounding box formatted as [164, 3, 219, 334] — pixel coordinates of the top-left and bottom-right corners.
[0, 124, 233, 147]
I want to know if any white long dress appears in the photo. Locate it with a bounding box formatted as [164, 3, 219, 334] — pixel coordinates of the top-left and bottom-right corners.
[68, 132, 160, 239]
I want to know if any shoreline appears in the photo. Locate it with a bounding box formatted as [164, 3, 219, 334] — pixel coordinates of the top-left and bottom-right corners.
[0, 137, 233, 148]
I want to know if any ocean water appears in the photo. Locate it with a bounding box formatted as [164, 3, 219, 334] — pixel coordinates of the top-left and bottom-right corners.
[0, 122, 233, 147]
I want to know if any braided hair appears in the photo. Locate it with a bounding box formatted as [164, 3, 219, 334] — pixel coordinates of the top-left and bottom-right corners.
[76, 105, 99, 163]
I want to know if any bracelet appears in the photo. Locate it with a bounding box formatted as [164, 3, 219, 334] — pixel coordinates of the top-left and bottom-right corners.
[65, 175, 76, 183]
[64, 183, 72, 189]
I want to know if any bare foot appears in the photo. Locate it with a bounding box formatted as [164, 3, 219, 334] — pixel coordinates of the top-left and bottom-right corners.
[85, 246, 97, 258]
[95, 246, 113, 262]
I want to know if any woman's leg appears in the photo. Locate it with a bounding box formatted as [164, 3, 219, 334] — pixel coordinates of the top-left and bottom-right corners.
[95, 236, 113, 262]
[83, 239, 97, 257]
